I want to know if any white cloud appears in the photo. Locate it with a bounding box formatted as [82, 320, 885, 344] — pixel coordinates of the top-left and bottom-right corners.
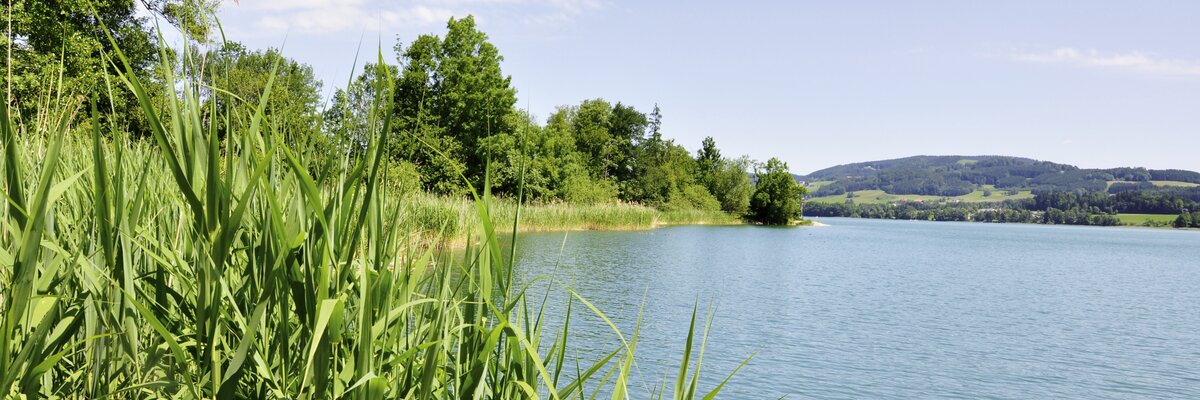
[1012, 47, 1200, 78]
[251, 0, 369, 12]
[246, 3, 458, 34]
[233, 0, 604, 34]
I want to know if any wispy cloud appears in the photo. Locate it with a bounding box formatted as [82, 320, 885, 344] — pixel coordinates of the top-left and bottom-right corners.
[253, 3, 457, 34]
[239, 0, 604, 34]
[1011, 47, 1200, 78]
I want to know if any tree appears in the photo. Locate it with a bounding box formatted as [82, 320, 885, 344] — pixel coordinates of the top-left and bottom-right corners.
[1176, 212, 1194, 228]
[389, 15, 517, 194]
[608, 102, 647, 183]
[5, 0, 155, 128]
[3, 0, 217, 130]
[205, 43, 325, 152]
[695, 136, 721, 189]
[750, 158, 806, 225]
[325, 62, 397, 154]
[710, 156, 754, 214]
[570, 99, 615, 177]
[433, 16, 517, 188]
[621, 124, 704, 208]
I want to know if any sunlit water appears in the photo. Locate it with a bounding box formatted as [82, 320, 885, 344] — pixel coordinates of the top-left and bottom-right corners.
[510, 217, 1200, 399]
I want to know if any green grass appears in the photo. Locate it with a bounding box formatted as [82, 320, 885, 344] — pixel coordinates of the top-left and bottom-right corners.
[403, 194, 739, 238]
[804, 180, 835, 190]
[808, 186, 1034, 205]
[1107, 180, 1200, 188]
[1115, 213, 1178, 227]
[1150, 180, 1200, 187]
[0, 33, 748, 399]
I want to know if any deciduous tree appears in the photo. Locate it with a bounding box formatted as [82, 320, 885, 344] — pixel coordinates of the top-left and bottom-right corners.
[750, 158, 806, 224]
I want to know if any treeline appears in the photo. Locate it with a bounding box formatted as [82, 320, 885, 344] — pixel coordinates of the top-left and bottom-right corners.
[1034, 190, 1200, 215]
[1107, 182, 1200, 202]
[804, 201, 1040, 223]
[320, 17, 774, 215]
[805, 201, 1122, 226]
[804, 189, 1200, 227]
[5, 3, 807, 223]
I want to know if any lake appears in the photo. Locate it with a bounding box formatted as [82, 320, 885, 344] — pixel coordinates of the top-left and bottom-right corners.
[510, 217, 1200, 399]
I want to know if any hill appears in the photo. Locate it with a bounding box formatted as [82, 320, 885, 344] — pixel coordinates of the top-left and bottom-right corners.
[799, 155, 1200, 200]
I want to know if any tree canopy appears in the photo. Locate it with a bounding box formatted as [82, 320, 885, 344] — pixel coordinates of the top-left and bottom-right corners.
[8, 8, 800, 220]
[3, 0, 217, 129]
[750, 158, 806, 225]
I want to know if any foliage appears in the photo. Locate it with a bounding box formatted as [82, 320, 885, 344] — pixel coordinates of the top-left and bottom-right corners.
[804, 190, 1193, 227]
[806, 201, 1027, 222]
[749, 158, 806, 224]
[711, 157, 755, 214]
[1035, 190, 1199, 215]
[805, 155, 1200, 198]
[560, 167, 620, 204]
[387, 16, 518, 193]
[203, 42, 327, 157]
[698, 140, 753, 214]
[9, 3, 777, 219]
[1149, 169, 1200, 183]
[608, 102, 648, 182]
[4, 0, 158, 131]
[1175, 212, 1200, 228]
[695, 136, 721, 189]
[0, 31, 750, 399]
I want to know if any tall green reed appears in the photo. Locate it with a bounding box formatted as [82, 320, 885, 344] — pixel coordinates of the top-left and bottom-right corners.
[0, 20, 748, 399]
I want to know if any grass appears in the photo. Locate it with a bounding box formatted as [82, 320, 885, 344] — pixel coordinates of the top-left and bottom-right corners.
[1106, 180, 1200, 188]
[1150, 180, 1200, 187]
[804, 180, 835, 190]
[0, 30, 749, 399]
[1115, 213, 1178, 227]
[808, 186, 1034, 205]
[400, 194, 740, 241]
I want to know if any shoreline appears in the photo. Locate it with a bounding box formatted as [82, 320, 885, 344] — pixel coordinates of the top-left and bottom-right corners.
[424, 213, 831, 250]
[804, 215, 1193, 231]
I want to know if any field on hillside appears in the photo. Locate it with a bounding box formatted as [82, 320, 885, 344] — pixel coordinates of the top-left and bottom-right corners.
[804, 180, 836, 190]
[1107, 180, 1200, 188]
[1150, 180, 1200, 187]
[1115, 213, 1178, 227]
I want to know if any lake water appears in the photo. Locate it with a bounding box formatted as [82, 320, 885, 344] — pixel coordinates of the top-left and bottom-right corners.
[510, 217, 1200, 399]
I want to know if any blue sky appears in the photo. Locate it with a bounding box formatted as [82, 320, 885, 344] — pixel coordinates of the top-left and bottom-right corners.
[204, 0, 1200, 174]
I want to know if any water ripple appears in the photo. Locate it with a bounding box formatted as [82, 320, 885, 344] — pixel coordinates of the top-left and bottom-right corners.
[513, 218, 1200, 398]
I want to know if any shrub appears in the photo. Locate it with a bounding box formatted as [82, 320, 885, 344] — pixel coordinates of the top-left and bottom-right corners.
[561, 172, 619, 204]
[750, 158, 806, 225]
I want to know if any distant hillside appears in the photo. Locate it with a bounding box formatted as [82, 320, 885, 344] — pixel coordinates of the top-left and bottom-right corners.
[799, 155, 1200, 199]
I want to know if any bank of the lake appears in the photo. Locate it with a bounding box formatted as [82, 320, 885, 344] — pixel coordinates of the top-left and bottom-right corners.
[400, 194, 744, 247]
[512, 217, 1200, 398]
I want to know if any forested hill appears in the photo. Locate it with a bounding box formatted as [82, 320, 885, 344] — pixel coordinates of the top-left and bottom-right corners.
[801, 155, 1200, 198]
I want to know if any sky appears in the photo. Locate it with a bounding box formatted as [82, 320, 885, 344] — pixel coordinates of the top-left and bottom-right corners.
[195, 0, 1200, 174]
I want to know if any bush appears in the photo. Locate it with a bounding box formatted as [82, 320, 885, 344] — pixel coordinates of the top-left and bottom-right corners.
[561, 172, 619, 204]
[665, 183, 721, 212]
[382, 159, 423, 196]
[709, 157, 753, 214]
[749, 158, 805, 225]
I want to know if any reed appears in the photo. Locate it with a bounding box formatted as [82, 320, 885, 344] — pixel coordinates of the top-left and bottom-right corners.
[0, 26, 747, 399]
[398, 195, 739, 239]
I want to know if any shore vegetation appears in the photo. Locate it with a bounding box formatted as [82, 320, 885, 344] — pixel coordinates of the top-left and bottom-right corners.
[0, 3, 755, 398]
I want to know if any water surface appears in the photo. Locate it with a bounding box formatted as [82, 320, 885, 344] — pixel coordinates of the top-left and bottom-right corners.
[512, 218, 1200, 398]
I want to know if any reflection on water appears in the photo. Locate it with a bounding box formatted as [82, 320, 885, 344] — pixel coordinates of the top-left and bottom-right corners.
[511, 218, 1200, 398]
